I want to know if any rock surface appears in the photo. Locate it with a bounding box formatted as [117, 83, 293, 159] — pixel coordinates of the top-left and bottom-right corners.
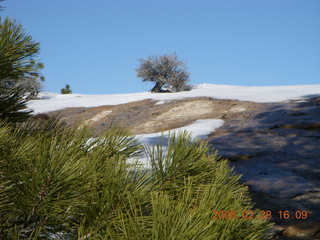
[208, 97, 320, 239]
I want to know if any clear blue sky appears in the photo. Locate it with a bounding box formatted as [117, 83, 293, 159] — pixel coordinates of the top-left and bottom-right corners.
[2, 0, 320, 94]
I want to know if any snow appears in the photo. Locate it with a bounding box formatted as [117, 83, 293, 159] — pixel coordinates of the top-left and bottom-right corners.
[138, 119, 224, 143]
[36, 91, 59, 99]
[29, 92, 152, 114]
[28, 84, 320, 114]
[133, 119, 224, 166]
[192, 84, 320, 103]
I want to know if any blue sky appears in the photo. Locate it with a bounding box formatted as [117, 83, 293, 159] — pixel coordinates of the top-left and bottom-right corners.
[2, 0, 320, 94]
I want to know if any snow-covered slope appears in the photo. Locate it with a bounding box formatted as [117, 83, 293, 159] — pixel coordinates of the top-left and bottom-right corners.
[28, 84, 320, 114]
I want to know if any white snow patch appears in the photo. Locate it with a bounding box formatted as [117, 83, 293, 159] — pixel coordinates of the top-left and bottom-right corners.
[155, 101, 166, 105]
[37, 92, 59, 99]
[133, 119, 224, 166]
[28, 92, 152, 114]
[138, 119, 224, 143]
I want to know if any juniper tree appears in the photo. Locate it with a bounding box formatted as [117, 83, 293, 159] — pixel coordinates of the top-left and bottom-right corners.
[136, 53, 190, 93]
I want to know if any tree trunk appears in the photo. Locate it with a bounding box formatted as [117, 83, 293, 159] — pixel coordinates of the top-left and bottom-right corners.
[151, 81, 163, 93]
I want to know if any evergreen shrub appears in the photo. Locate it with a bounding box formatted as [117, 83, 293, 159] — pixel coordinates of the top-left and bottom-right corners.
[0, 121, 273, 239]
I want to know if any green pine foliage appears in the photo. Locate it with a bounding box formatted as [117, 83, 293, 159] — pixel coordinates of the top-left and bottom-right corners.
[0, 120, 273, 239]
[0, 16, 42, 124]
[0, 86, 32, 123]
[0, 17, 44, 98]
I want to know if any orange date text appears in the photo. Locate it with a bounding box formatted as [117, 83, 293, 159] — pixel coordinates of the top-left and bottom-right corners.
[211, 210, 308, 220]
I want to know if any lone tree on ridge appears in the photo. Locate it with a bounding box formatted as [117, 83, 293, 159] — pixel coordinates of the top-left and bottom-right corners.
[136, 53, 190, 93]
